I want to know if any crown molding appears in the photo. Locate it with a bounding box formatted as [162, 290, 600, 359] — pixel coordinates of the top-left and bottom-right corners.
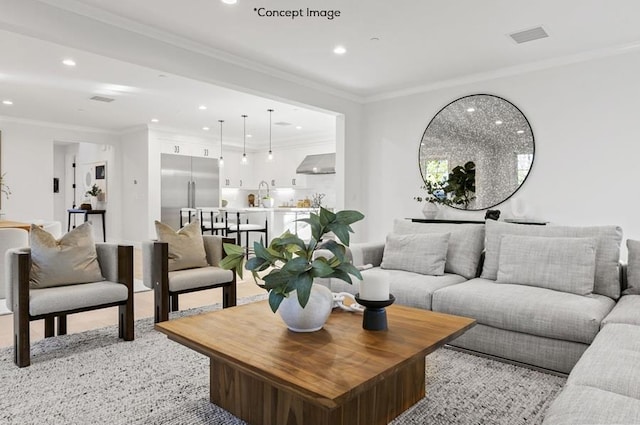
[365, 39, 640, 103]
[0, 115, 118, 135]
[36, 0, 365, 104]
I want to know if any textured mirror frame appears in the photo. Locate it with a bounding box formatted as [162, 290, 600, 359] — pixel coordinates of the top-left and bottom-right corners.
[419, 94, 535, 210]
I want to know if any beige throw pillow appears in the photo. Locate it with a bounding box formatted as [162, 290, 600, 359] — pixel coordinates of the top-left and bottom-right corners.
[155, 220, 209, 271]
[29, 222, 104, 288]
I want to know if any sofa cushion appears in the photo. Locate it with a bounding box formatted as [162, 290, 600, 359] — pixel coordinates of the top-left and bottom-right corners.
[329, 267, 467, 310]
[381, 233, 450, 276]
[568, 323, 640, 399]
[155, 219, 209, 272]
[393, 220, 484, 279]
[625, 239, 640, 295]
[543, 384, 640, 425]
[29, 222, 104, 289]
[601, 295, 640, 327]
[497, 235, 597, 295]
[29, 281, 127, 316]
[481, 221, 622, 299]
[432, 278, 615, 344]
[168, 266, 234, 292]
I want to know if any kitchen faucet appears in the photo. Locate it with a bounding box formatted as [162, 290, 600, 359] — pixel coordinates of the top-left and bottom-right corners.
[258, 180, 269, 206]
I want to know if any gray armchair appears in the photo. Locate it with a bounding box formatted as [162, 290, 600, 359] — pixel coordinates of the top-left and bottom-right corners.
[142, 235, 237, 323]
[6, 244, 134, 367]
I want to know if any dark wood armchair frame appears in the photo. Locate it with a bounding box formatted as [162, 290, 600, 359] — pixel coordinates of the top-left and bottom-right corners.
[151, 237, 237, 323]
[11, 245, 134, 367]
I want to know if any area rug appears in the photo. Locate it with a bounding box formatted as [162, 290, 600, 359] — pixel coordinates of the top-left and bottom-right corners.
[0, 296, 566, 425]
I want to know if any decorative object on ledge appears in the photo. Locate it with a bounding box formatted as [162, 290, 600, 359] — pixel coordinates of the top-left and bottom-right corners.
[220, 207, 365, 332]
[419, 94, 535, 210]
[485, 209, 501, 221]
[355, 294, 396, 331]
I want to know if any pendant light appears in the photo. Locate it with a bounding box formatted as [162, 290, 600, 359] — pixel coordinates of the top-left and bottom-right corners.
[267, 108, 274, 160]
[218, 120, 224, 167]
[241, 114, 248, 164]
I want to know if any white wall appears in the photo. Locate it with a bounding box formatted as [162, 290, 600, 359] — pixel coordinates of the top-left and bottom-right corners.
[0, 119, 118, 227]
[120, 127, 150, 244]
[362, 50, 640, 256]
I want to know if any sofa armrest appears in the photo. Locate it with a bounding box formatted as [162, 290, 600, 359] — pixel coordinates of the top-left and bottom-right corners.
[95, 244, 134, 292]
[5, 248, 30, 313]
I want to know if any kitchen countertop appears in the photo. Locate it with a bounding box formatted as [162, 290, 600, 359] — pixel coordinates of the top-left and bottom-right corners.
[219, 207, 319, 213]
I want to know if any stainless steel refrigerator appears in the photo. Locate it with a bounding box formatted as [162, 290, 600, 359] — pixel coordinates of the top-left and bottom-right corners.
[161, 154, 220, 229]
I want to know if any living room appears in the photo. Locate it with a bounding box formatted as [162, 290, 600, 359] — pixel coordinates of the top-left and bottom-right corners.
[1, 1, 640, 424]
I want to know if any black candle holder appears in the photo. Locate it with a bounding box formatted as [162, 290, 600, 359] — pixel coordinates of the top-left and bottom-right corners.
[354, 294, 396, 331]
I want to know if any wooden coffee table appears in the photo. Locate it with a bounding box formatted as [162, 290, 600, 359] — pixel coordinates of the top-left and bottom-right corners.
[156, 301, 475, 425]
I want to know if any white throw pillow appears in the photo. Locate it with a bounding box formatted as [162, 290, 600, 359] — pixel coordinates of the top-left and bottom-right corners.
[29, 222, 104, 288]
[155, 219, 209, 271]
[381, 233, 450, 276]
[496, 234, 597, 295]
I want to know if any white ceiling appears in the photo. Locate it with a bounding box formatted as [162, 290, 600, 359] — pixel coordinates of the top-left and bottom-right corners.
[2, 0, 640, 138]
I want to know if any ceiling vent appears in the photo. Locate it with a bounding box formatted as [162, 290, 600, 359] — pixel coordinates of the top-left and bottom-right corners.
[90, 95, 115, 103]
[274, 121, 292, 126]
[509, 26, 548, 44]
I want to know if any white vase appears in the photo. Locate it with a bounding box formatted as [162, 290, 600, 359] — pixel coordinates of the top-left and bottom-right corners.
[422, 202, 439, 219]
[277, 283, 333, 332]
[90, 196, 98, 210]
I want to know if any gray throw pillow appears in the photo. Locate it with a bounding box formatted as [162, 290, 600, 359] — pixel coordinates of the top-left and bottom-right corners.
[381, 233, 450, 276]
[481, 220, 622, 299]
[155, 219, 209, 271]
[497, 235, 597, 295]
[393, 219, 484, 279]
[625, 239, 640, 295]
[29, 222, 104, 288]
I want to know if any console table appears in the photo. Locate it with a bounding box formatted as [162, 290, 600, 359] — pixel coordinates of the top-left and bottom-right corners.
[67, 209, 106, 241]
[410, 218, 547, 226]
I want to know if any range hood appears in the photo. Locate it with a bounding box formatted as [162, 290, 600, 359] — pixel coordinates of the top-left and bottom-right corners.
[296, 153, 336, 174]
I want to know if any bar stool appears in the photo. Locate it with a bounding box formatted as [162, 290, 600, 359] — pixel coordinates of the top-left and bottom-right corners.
[225, 211, 268, 257]
[200, 207, 226, 235]
[179, 208, 199, 227]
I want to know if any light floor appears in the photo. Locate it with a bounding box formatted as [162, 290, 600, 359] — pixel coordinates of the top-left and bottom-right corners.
[0, 249, 265, 349]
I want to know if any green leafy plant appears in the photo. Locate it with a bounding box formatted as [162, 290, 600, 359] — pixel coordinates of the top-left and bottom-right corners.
[414, 161, 476, 209]
[0, 173, 10, 199]
[220, 207, 364, 313]
[85, 184, 102, 197]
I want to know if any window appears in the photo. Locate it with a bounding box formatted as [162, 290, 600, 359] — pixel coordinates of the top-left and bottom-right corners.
[426, 159, 449, 184]
[517, 154, 533, 184]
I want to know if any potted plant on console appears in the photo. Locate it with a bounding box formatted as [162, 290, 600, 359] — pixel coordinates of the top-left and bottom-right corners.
[415, 160, 477, 218]
[85, 184, 103, 210]
[220, 207, 364, 332]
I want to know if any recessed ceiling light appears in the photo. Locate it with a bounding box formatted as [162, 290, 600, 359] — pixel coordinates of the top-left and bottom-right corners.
[495, 120, 503, 125]
[198, 105, 207, 110]
[2, 100, 13, 105]
[333, 45, 347, 55]
[247, 134, 253, 138]
[62, 58, 76, 67]
[466, 107, 475, 112]
[296, 126, 302, 130]
[158, 74, 167, 78]
[151, 118, 159, 123]
[517, 130, 525, 134]
[370, 37, 380, 41]
[221, 0, 237, 4]
[202, 126, 210, 131]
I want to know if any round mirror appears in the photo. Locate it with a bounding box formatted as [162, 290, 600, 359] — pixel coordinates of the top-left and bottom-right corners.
[85, 171, 92, 189]
[419, 94, 534, 210]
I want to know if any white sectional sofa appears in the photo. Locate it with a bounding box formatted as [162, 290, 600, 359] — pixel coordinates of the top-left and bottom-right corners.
[328, 219, 640, 423]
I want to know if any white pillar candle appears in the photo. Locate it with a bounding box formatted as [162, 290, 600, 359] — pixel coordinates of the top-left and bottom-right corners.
[359, 272, 390, 301]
